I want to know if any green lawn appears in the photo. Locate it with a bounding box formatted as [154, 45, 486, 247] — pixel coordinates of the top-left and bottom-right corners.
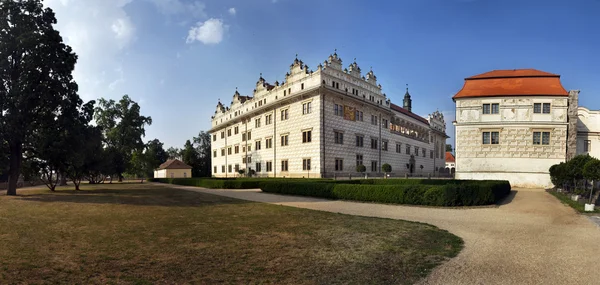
[548, 190, 600, 214]
[0, 183, 462, 284]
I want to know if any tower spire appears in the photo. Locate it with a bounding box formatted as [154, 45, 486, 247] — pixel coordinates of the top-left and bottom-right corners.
[403, 84, 412, 112]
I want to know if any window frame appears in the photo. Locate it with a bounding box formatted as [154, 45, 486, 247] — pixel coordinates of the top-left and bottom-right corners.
[302, 158, 311, 171]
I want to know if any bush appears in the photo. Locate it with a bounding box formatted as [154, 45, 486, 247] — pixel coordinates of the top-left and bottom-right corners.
[260, 180, 511, 206]
[381, 163, 392, 173]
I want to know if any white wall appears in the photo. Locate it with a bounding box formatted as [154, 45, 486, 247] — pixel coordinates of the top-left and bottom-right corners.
[577, 107, 600, 159]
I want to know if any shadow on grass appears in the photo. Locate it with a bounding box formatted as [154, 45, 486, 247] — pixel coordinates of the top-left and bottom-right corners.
[16, 187, 250, 207]
[497, 190, 518, 206]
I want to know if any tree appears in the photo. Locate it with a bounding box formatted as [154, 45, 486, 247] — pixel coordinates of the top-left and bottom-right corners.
[356, 164, 366, 173]
[129, 150, 152, 183]
[583, 158, 600, 204]
[193, 131, 212, 177]
[166, 147, 181, 160]
[94, 95, 152, 182]
[1, 0, 80, 195]
[382, 163, 392, 177]
[145, 139, 168, 177]
[566, 154, 592, 189]
[181, 140, 200, 176]
[67, 125, 103, 190]
[549, 162, 569, 189]
[445, 144, 453, 152]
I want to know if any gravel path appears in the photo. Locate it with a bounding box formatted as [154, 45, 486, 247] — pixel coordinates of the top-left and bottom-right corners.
[160, 184, 600, 284]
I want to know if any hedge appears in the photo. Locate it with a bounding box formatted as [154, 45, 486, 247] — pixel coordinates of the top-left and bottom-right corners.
[260, 180, 511, 206]
[152, 177, 343, 189]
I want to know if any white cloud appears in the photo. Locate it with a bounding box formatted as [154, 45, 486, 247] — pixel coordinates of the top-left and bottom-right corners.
[228, 7, 236, 16]
[186, 18, 227, 45]
[45, 0, 135, 101]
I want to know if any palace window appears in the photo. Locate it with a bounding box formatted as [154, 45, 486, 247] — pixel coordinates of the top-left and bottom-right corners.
[301, 83, 304, 90]
[213, 134, 216, 141]
[256, 162, 262, 172]
[242, 132, 246, 141]
[335, 131, 344, 144]
[406, 145, 411, 154]
[396, 143, 402, 153]
[235, 145, 239, 154]
[221, 149, 225, 156]
[266, 161, 273, 172]
[543, 103, 551, 114]
[234, 126, 239, 135]
[584, 140, 592, 152]
[430, 150, 434, 159]
[356, 135, 364, 147]
[227, 129, 231, 137]
[281, 160, 289, 172]
[302, 102, 312, 114]
[335, 159, 343, 171]
[222, 165, 225, 173]
[255, 140, 261, 150]
[221, 131, 224, 139]
[302, 130, 312, 143]
[482, 131, 500, 144]
[265, 138, 273, 149]
[483, 103, 499, 114]
[533, 131, 551, 145]
[281, 109, 289, 120]
[281, 134, 289, 146]
[214, 166, 217, 173]
[491, 103, 499, 114]
[235, 164, 240, 173]
[265, 114, 272, 125]
[422, 148, 426, 157]
[213, 150, 217, 158]
[371, 115, 377, 125]
[534, 103, 550, 114]
[371, 138, 378, 150]
[302, 159, 311, 171]
[371, 161, 378, 172]
[247, 132, 251, 140]
[382, 141, 388, 151]
[415, 146, 419, 155]
[382, 119, 389, 129]
[355, 110, 364, 121]
[227, 147, 232, 155]
[356, 154, 363, 167]
[255, 118, 261, 128]
[228, 165, 232, 173]
[334, 104, 343, 116]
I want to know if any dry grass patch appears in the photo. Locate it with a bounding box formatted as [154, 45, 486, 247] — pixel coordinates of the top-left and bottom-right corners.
[0, 183, 462, 284]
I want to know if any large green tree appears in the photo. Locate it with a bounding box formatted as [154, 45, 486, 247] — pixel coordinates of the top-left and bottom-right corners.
[193, 131, 212, 177]
[583, 158, 600, 203]
[94, 95, 152, 182]
[145, 139, 168, 176]
[166, 147, 181, 160]
[0, 0, 80, 195]
[181, 140, 200, 176]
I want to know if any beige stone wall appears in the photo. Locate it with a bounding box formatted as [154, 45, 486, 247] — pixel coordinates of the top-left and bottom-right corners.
[577, 106, 600, 159]
[154, 169, 192, 178]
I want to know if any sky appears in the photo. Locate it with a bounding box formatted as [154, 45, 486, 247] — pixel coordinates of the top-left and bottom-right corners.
[44, 0, 600, 150]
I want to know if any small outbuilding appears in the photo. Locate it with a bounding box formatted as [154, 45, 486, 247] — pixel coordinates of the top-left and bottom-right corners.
[154, 159, 193, 179]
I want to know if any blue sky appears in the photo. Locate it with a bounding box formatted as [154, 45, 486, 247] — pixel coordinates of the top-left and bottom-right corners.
[46, 0, 600, 149]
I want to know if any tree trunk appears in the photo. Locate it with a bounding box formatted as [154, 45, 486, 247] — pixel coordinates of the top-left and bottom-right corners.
[59, 172, 67, 186]
[118, 174, 123, 182]
[74, 179, 80, 191]
[6, 141, 23, 196]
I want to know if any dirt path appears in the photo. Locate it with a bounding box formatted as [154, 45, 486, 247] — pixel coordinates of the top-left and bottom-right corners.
[159, 184, 600, 285]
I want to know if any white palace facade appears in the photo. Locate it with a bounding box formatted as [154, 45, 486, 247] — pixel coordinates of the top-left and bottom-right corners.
[210, 52, 448, 178]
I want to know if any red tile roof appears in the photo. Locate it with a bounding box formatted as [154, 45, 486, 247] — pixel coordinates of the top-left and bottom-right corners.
[445, 152, 455, 162]
[453, 69, 569, 99]
[390, 103, 429, 125]
[158, 159, 193, 170]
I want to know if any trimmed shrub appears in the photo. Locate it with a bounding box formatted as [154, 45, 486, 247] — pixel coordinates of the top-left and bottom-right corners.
[260, 179, 511, 206]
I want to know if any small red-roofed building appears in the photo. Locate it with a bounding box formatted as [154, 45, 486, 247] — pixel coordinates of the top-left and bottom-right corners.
[453, 69, 579, 188]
